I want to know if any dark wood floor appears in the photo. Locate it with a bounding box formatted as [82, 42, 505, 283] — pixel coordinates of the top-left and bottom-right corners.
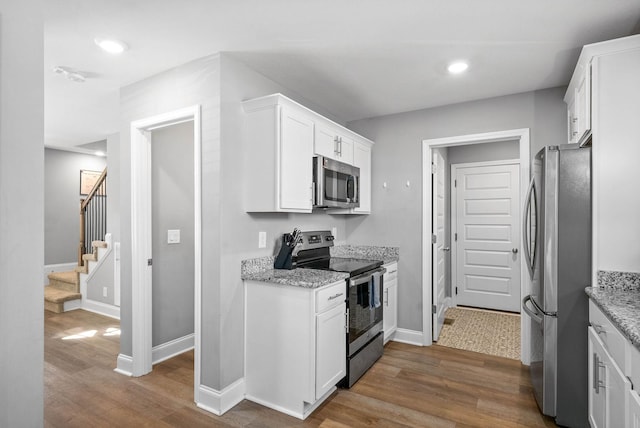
[45, 309, 557, 427]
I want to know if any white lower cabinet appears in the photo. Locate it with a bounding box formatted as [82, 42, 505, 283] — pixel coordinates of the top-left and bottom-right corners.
[245, 280, 346, 419]
[383, 262, 398, 343]
[588, 326, 630, 428]
[588, 301, 634, 428]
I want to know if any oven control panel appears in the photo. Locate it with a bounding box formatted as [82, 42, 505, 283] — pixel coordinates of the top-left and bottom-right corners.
[298, 230, 335, 250]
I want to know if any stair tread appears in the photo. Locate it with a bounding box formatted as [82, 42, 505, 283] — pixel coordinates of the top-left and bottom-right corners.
[47, 271, 78, 285]
[45, 286, 81, 303]
[92, 240, 108, 248]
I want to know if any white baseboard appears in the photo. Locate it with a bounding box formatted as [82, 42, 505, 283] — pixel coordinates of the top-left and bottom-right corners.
[152, 333, 194, 365]
[63, 299, 82, 312]
[114, 354, 133, 376]
[392, 328, 425, 346]
[44, 262, 77, 285]
[196, 378, 245, 416]
[82, 299, 120, 320]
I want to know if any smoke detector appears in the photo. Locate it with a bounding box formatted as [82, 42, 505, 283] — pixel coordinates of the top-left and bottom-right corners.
[52, 66, 87, 83]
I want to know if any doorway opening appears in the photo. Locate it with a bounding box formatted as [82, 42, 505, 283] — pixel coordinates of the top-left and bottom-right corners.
[422, 129, 531, 365]
[128, 106, 202, 403]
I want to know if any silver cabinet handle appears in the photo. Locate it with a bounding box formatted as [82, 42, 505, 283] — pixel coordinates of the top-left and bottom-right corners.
[512, 248, 518, 254]
[334, 136, 340, 154]
[593, 352, 606, 394]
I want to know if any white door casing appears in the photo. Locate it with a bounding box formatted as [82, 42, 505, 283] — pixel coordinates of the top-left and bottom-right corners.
[421, 128, 530, 365]
[432, 151, 447, 341]
[452, 161, 521, 312]
[129, 106, 202, 403]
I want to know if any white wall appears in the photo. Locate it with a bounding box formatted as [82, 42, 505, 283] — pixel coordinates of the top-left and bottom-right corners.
[0, 2, 44, 426]
[44, 148, 107, 264]
[346, 87, 566, 332]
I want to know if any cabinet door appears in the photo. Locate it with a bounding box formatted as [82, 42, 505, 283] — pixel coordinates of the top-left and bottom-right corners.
[630, 390, 640, 428]
[353, 141, 371, 214]
[314, 124, 354, 164]
[589, 327, 607, 428]
[588, 326, 631, 428]
[574, 68, 591, 144]
[337, 135, 354, 164]
[315, 124, 340, 161]
[280, 107, 313, 211]
[383, 264, 398, 343]
[316, 303, 346, 399]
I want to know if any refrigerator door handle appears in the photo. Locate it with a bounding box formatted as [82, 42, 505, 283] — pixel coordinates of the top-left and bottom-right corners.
[522, 176, 537, 279]
[529, 294, 557, 318]
[522, 295, 543, 324]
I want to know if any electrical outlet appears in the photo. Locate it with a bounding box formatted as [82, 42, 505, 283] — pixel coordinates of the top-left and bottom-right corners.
[258, 231, 267, 248]
[331, 227, 337, 240]
[103, 287, 108, 298]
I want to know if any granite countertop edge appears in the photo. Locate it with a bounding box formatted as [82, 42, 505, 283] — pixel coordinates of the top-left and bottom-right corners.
[585, 285, 640, 350]
[241, 244, 399, 288]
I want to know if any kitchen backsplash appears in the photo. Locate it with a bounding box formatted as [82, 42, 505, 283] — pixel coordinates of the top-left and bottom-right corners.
[597, 270, 640, 289]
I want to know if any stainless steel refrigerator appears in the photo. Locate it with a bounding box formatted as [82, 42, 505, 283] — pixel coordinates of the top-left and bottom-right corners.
[522, 144, 591, 428]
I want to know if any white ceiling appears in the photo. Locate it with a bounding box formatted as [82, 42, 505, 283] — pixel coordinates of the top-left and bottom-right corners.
[44, 0, 640, 149]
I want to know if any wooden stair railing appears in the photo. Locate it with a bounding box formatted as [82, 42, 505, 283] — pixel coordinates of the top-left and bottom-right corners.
[78, 168, 107, 266]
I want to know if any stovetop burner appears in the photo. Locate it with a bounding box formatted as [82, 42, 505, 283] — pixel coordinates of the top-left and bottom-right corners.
[292, 230, 383, 277]
[298, 257, 383, 277]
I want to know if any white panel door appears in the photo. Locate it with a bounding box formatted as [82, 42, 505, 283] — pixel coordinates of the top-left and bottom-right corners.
[432, 151, 447, 340]
[454, 162, 521, 312]
[315, 303, 346, 399]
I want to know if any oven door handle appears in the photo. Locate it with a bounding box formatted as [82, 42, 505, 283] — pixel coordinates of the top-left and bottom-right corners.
[349, 267, 386, 287]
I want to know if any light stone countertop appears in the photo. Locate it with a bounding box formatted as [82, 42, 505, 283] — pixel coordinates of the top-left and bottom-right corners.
[585, 270, 640, 351]
[241, 244, 399, 288]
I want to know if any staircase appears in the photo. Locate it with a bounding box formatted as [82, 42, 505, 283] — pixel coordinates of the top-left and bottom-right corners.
[44, 240, 109, 313]
[44, 271, 81, 313]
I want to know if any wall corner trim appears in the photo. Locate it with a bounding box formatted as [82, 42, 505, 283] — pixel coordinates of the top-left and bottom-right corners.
[114, 354, 133, 376]
[392, 328, 425, 346]
[196, 378, 245, 416]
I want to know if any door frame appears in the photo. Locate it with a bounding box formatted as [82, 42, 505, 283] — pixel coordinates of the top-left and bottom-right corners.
[450, 159, 521, 311]
[421, 128, 531, 365]
[130, 105, 202, 401]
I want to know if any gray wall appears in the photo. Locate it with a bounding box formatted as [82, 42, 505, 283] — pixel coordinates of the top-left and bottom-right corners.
[119, 54, 221, 382]
[448, 140, 519, 165]
[0, 2, 44, 425]
[119, 52, 351, 391]
[346, 87, 567, 332]
[151, 122, 195, 347]
[85, 253, 115, 304]
[44, 148, 107, 264]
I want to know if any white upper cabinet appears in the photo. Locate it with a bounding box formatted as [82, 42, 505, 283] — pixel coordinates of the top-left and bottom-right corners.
[243, 95, 314, 213]
[314, 122, 354, 165]
[243, 93, 375, 214]
[565, 63, 591, 145]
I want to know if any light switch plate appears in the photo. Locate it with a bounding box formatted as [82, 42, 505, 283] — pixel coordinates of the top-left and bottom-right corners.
[167, 229, 180, 244]
[331, 227, 337, 240]
[258, 231, 267, 248]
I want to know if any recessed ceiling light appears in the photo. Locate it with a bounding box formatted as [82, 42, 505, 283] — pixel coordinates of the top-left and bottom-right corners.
[95, 151, 106, 157]
[447, 61, 469, 74]
[94, 38, 128, 54]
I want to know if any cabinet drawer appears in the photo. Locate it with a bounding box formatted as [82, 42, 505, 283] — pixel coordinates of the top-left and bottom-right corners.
[589, 299, 626, 370]
[384, 263, 397, 285]
[628, 341, 640, 389]
[316, 281, 346, 313]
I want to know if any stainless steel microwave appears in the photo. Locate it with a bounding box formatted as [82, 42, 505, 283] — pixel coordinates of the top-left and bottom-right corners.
[313, 156, 359, 209]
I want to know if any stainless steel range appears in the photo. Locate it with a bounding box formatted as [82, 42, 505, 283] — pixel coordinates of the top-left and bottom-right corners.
[293, 230, 385, 387]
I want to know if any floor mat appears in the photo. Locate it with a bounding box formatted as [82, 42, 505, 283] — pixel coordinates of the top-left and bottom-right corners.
[435, 306, 520, 360]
